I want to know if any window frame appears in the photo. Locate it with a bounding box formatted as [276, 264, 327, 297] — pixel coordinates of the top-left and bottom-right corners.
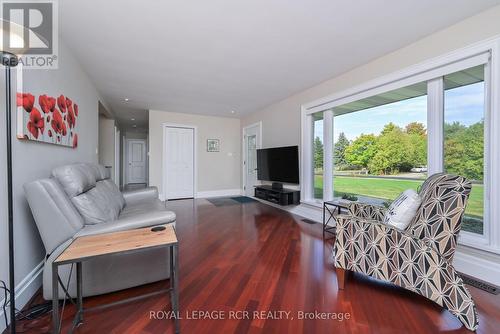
[300, 36, 500, 253]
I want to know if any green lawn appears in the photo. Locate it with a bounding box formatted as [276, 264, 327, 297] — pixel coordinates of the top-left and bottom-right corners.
[314, 175, 484, 233]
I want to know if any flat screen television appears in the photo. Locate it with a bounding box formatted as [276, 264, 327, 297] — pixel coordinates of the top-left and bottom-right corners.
[257, 146, 299, 184]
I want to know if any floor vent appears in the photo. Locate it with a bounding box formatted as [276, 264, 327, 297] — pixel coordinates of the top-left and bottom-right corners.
[459, 273, 500, 295]
[301, 219, 317, 225]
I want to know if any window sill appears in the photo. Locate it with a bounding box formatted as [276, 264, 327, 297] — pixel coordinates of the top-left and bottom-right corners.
[459, 233, 500, 256]
[300, 200, 323, 209]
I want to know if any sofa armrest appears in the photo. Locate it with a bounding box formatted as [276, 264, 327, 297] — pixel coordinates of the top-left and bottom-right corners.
[347, 202, 386, 222]
[75, 210, 176, 238]
[122, 186, 159, 205]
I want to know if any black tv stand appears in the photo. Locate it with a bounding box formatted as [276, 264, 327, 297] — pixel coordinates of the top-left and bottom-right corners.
[254, 185, 300, 206]
[272, 182, 283, 190]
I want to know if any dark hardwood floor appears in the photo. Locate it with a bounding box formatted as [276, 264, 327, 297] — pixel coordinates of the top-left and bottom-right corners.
[15, 199, 500, 333]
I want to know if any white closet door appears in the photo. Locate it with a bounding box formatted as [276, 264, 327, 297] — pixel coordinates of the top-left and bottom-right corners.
[165, 127, 195, 199]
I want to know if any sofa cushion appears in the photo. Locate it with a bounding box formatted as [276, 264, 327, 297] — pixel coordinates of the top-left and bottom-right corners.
[73, 198, 175, 237]
[101, 179, 126, 209]
[52, 163, 96, 197]
[382, 189, 421, 231]
[71, 193, 108, 225]
[119, 199, 169, 219]
[83, 163, 110, 181]
[72, 183, 121, 225]
[95, 164, 111, 181]
[122, 187, 159, 206]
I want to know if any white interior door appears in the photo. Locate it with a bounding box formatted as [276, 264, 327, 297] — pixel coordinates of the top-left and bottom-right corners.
[165, 126, 195, 199]
[244, 123, 261, 196]
[127, 140, 147, 184]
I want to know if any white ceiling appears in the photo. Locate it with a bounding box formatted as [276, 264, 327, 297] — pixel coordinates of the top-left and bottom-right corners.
[59, 0, 500, 130]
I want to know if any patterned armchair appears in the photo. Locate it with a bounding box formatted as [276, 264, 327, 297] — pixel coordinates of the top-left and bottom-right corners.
[333, 173, 478, 331]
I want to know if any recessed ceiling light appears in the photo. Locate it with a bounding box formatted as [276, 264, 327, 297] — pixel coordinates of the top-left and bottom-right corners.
[124, 98, 130, 102]
[131, 118, 135, 121]
[231, 110, 236, 114]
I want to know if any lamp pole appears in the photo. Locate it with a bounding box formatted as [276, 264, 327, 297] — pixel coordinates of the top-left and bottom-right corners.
[1, 50, 19, 334]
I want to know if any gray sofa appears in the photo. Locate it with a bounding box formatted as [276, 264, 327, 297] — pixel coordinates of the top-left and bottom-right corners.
[24, 163, 176, 300]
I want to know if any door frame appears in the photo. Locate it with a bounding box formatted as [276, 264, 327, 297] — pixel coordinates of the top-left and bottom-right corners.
[125, 138, 148, 184]
[162, 123, 197, 200]
[242, 121, 262, 196]
[114, 126, 120, 186]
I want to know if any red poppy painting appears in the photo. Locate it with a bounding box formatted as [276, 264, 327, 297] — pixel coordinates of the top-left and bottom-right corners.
[17, 93, 35, 112]
[17, 92, 79, 148]
[27, 108, 44, 139]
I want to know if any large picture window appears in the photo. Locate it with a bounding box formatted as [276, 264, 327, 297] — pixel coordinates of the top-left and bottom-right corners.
[302, 47, 497, 250]
[331, 83, 427, 206]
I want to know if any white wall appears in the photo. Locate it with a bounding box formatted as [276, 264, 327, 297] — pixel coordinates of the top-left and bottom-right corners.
[0, 41, 103, 329]
[149, 110, 241, 196]
[124, 131, 148, 140]
[98, 114, 116, 179]
[241, 5, 500, 148]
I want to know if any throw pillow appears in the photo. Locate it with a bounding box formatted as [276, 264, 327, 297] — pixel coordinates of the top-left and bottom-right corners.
[383, 189, 421, 231]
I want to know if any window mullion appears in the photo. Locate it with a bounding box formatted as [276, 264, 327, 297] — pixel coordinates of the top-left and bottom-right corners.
[323, 110, 334, 202]
[427, 77, 444, 175]
[487, 42, 500, 249]
[302, 112, 315, 202]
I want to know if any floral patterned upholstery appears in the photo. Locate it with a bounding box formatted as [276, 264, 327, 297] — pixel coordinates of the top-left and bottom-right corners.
[333, 173, 478, 331]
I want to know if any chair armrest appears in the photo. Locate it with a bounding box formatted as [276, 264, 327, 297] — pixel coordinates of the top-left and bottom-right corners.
[75, 211, 176, 238]
[122, 186, 159, 205]
[334, 214, 439, 271]
[347, 202, 386, 222]
[335, 214, 418, 243]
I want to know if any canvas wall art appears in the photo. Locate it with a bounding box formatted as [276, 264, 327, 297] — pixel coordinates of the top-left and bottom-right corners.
[16, 93, 79, 148]
[207, 139, 220, 152]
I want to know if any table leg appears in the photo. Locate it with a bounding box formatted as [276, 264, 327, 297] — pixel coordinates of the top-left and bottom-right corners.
[52, 263, 59, 334]
[322, 203, 326, 235]
[76, 262, 83, 325]
[170, 244, 180, 333]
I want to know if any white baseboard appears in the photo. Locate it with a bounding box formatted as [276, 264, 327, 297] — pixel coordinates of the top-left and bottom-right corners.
[252, 197, 323, 223]
[288, 202, 323, 222]
[0, 261, 44, 332]
[196, 189, 242, 198]
[160, 189, 243, 200]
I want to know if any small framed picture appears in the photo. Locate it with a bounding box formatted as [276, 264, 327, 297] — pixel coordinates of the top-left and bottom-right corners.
[207, 139, 220, 152]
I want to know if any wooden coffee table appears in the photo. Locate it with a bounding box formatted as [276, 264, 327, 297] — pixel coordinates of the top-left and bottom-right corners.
[52, 224, 179, 333]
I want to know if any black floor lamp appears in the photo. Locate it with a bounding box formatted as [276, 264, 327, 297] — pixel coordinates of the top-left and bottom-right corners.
[2, 50, 19, 334]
